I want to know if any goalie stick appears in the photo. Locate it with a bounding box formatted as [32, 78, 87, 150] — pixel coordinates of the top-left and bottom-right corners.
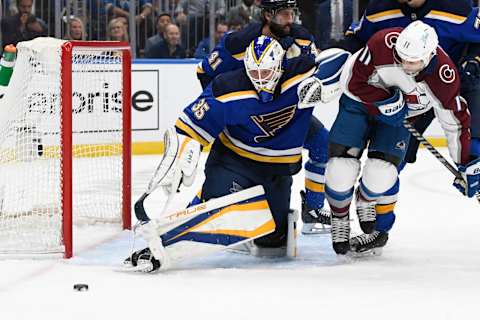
[135, 128, 180, 222]
[403, 119, 480, 203]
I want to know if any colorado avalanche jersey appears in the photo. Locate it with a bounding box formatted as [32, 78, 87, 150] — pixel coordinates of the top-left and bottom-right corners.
[177, 55, 317, 175]
[346, 0, 480, 63]
[341, 28, 471, 165]
[196, 22, 317, 88]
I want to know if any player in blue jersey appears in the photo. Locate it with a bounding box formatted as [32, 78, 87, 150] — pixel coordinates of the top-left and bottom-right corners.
[123, 36, 350, 271]
[339, 0, 480, 253]
[197, 0, 338, 234]
[196, 0, 318, 88]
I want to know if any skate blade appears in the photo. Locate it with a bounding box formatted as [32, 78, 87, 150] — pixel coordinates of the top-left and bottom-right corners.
[348, 247, 383, 258]
[301, 223, 331, 235]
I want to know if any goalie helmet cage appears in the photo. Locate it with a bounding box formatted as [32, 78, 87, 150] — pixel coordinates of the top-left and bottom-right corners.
[0, 38, 131, 258]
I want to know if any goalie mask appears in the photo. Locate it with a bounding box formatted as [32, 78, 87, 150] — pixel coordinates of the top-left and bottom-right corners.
[395, 21, 438, 76]
[244, 35, 285, 102]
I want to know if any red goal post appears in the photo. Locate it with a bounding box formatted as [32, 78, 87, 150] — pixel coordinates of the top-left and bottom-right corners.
[0, 38, 132, 258]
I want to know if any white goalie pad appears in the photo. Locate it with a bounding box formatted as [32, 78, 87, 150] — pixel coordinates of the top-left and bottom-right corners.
[136, 185, 276, 270]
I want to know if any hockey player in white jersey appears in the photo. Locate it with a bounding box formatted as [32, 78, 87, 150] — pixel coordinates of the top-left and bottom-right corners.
[326, 21, 480, 255]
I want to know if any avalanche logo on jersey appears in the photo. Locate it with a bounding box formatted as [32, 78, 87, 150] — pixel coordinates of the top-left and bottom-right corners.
[251, 105, 296, 143]
[384, 31, 399, 49]
[405, 85, 432, 112]
[439, 64, 456, 84]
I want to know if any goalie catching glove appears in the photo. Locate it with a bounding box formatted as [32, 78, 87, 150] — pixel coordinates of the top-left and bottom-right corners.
[150, 127, 201, 196]
[297, 48, 350, 108]
[453, 158, 480, 198]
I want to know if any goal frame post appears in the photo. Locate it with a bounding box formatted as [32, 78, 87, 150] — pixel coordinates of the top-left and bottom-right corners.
[60, 41, 132, 258]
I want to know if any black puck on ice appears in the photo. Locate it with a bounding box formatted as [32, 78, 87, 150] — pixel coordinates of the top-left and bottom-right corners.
[73, 283, 89, 291]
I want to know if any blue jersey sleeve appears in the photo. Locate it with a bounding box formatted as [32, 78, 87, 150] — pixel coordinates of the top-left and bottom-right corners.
[346, 15, 385, 47]
[197, 35, 244, 88]
[175, 85, 238, 146]
[458, 8, 480, 45]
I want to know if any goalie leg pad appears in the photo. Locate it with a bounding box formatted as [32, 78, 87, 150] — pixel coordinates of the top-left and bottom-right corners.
[159, 186, 276, 267]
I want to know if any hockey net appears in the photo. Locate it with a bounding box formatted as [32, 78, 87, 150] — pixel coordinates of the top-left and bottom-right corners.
[0, 38, 131, 258]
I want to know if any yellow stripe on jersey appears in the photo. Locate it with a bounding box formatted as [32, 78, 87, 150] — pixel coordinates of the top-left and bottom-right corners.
[169, 200, 272, 241]
[219, 133, 302, 164]
[281, 67, 317, 93]
[295, 39, 312, 47]
[233, 52, 245, 60]
[425, 10, 468, 24]
[376, 203, 396, 214]
[196, 65, 205, 74]
[216, 90, 258, 102]
[175, 118, 210, 147]
[305, 179, 325, 193]
[366, 9, 403, 22]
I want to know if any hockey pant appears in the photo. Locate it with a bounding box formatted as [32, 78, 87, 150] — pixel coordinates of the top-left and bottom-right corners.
[325, 96, 409, 217]
[189, 140, 293, 247]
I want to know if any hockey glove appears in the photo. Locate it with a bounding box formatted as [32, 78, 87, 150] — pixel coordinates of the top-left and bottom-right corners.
[460, 58, 480, 89]
[453, 158, 480, 198]
[374, 89, 407, 127]
[149, 128, 201, 196]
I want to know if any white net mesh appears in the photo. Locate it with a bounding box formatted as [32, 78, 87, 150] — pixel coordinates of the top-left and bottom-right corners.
[0, 38, 129, 255]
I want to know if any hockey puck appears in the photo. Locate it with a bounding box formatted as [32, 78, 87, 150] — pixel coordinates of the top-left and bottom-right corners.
[73, 284, 89, 291]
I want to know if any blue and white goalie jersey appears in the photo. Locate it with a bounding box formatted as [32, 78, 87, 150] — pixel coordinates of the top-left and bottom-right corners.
[177, 55, 317, 175]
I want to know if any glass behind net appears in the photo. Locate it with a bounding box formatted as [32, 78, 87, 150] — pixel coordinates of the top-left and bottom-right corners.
[0, 38, 125, 255]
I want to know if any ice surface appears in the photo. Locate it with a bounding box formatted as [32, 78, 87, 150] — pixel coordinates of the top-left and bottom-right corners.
[1, 149, 479, 320]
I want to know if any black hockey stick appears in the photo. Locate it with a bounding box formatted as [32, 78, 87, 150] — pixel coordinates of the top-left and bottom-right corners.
[403, 119, 480, 203]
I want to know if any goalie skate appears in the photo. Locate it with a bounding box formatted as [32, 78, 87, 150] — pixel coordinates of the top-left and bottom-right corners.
[121, 248, 162, 273]
[349, 231, 388, 257]
[300, 191, 331, 235]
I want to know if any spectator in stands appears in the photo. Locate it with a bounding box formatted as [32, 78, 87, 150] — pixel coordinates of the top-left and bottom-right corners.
[313, 0, 353, 49]
[175, 0, 225, 56]
[105, 0, 153, 25]
[107, 17, 129, 42]
[64, 17, 86, 41]
[226, 0, 261, 27]
[144, 13, 172, 53]
[145, 23, 186, 58]
[105, 0, 154, 54]
[1, 0, 47, 46]
[228, 18, 244, 32]
[193, 21, 228, 59]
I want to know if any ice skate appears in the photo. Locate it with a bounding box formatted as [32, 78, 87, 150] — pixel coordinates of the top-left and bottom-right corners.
[331, 214, 350, 254]
[356, 191, 377, 234]
[122, 247, 162, 273]
[350, 231, 389, 256]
